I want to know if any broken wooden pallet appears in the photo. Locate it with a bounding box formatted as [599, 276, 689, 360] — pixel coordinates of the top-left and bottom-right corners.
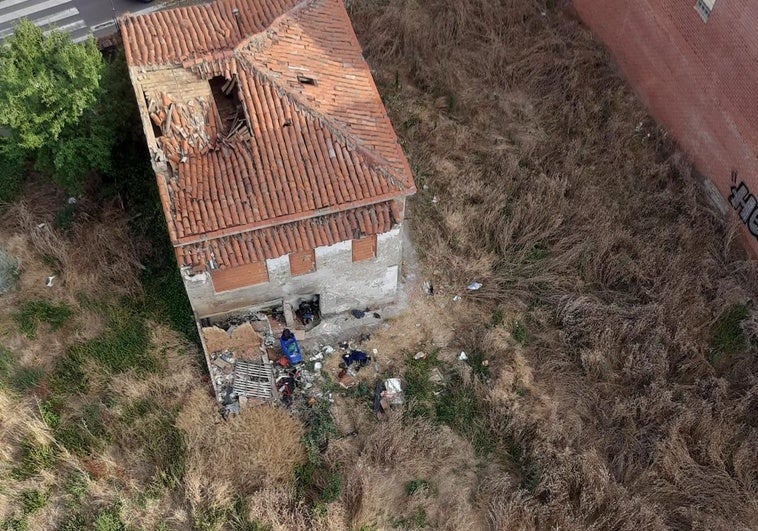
[232, 359, 274, 400]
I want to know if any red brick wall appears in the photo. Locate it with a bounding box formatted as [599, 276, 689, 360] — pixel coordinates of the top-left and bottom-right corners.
[572, 0, 758, 255]
[211, 262, 269, 292]
[352, 235, 377, 262]
[289, 249, 316, 276]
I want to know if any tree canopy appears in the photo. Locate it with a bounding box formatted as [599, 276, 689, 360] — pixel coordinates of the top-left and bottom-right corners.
[0, 20, 102, 151]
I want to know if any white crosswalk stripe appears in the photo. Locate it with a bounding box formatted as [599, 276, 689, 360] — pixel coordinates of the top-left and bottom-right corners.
[0, 0, 92, 43]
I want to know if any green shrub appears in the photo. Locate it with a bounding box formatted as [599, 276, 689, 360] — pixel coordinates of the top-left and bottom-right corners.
[14, 300, 72, 338]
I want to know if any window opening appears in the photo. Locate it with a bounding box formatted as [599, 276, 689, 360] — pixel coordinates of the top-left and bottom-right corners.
[694, 0, 715, 22]
[297, 74, 317, 86]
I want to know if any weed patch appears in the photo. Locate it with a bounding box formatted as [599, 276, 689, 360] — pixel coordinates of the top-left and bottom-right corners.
[708, 304, 748, 365]
[14, 300, 72, 338]
[19, 489, 49, 515]
[294, 400, 342, 508]
[12, 437, 59, 480]
[0, 347, 43, 393]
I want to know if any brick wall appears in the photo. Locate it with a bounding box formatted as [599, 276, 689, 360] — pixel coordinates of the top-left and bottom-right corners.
[572, 0, 758, 255]
[289, 249, 316, 276]
[211, 262, 269, 292]
[352, 235, 377, 262]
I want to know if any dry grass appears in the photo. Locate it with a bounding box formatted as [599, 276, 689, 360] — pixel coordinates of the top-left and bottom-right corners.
[176, 390, 305, 519]
[344, 0, 758, 529]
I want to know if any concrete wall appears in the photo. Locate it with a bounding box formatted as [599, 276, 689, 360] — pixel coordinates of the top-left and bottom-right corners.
[182, 226, 404, 318]
[572, 0, 758, 255]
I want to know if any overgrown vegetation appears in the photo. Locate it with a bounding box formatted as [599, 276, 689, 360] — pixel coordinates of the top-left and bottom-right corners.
[2, 0, 757, 528]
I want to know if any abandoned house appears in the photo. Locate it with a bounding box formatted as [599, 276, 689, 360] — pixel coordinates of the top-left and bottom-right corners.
[119, 0, 416, 323]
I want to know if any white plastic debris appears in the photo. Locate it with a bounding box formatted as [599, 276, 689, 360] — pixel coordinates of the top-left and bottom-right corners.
[452, 295, 462, 302]
[323, 345, 335, 355]
[314, 362, 322, 371]
[414, 351, 426, 360]
[372, 348, 378, 355]
[432, 195, 439, 204]
[45, 275, 55, 287]
[384, 378, 404, 405]
[458, 351, 468, 361]
[309, 353, 324, 362]
[467, 281, 482, 291]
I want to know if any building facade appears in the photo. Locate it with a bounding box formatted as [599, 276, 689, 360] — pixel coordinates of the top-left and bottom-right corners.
[119, 0, 416, 319]
[573, 0, 758, 255]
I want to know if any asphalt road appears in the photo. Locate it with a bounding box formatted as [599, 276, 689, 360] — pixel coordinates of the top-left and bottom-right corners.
[0, 0, 163, 43]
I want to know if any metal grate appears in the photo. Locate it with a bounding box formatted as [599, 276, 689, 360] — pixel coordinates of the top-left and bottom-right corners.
[232, 360, 274, 400]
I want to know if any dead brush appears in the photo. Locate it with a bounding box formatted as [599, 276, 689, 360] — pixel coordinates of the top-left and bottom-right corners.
[2, 200, 143, 299]
[176, 390, 305, 517]
[350, 0, 758, 528]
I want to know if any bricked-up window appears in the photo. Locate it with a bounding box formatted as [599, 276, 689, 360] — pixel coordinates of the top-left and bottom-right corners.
[352, 235, 377, 262]
[289, 250, 316, 276]
[210, 262, 269, 292]
[695, 0, 715, 22]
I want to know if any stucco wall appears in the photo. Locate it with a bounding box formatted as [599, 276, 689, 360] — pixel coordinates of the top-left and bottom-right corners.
[572, 0, 758, 255]
[182, 226, 404, 318]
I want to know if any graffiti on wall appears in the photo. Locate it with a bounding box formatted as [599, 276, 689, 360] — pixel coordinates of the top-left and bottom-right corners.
[729, 171, 758, 238]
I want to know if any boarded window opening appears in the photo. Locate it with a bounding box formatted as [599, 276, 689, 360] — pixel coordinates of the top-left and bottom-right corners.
[289, 250, 316, 276]
[209, 75, 248, 136]
[211, 262, 269, 292]
[352, 235, 377, 262]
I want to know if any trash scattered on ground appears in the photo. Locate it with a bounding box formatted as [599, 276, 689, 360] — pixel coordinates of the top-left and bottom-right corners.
[383, 378, 404, 406]
[414, 351, 426, 360]
[429, 367, 445, 385]
[423, 280, 434, 295]
[45, 275, 55, 287]
[432, 195, 439, 204]
[467, 281, 483, 291]
[341, 350, 370, 370]
[452, 295, 462, 302]
[458, 351, 468, 361]
[351, 309, 366, 319]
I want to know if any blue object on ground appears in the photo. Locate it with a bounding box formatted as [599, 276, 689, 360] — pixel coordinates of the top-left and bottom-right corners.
[280, 335, 303, 364]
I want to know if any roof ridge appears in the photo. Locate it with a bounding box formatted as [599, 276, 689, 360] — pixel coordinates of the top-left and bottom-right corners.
[233, 0, 315, 54]
[235, 49, 409, 192]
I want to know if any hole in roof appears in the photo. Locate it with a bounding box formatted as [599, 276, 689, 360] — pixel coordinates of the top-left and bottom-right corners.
[209, 75, 249, 137]
[297, 74, 317, 86]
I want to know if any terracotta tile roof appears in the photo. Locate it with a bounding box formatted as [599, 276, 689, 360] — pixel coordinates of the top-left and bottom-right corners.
[160, 69, 404, 243]
[178, 200, 399, 271]
[120, 0, 414, 267]
[120, 0, 301, 66]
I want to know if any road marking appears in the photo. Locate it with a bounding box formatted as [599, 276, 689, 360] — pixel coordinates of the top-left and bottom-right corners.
[0, 0, 42, 13]
[45, 18, 85, 34]
[72, 32, 90, 43]
[90, 19, 115, 32]
[0, 0, 72, 25]
[0, 7, 79, 38]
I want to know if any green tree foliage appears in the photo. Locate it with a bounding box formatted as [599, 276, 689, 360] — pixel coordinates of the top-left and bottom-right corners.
[0, 20, 102, 151]
[0, 20, 124, 195]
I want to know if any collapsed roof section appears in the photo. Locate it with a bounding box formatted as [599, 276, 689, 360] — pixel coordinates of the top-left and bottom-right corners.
[120, 0, 415, 267]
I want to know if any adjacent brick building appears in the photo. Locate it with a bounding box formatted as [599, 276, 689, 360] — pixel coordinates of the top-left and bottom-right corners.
[572, 0, 758, 255]
[119, 0, 415, 319]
